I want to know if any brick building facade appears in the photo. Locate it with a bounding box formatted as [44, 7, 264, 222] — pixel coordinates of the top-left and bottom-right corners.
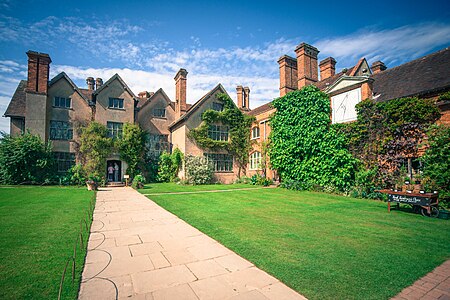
[4, 51, 251, 183]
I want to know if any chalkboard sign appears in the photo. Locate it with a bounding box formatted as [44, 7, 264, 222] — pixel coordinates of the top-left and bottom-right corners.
[388, 194, 431, 206]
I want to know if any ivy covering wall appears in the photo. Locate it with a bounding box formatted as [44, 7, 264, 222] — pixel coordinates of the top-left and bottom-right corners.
[269, 85, 357, 191]
[189, 93, 255, 177]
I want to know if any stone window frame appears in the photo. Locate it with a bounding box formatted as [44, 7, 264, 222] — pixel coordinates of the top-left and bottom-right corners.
[152, 108, 166, 118]
[208, 124, 229, 141]
[212, 102, 224, 112]
[107, 121, 123, 139]
[108, 97, 124, 109]
[249, 151, 262, 170]
[204, 153, 233, 172]
[49, 120, 73, 140]
[53, 96, 71, 109]
[146, 134, 170, 157]
[53, 152, 75, 173]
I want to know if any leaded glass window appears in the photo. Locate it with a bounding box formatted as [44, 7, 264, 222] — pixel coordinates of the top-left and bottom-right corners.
[49, 121, 73, 140]
[208, 124, 229, 141]
[249, 151, 262, 170]
[107, 121, 123, 139]
[53, 152, 75, 173]
[204, 153, 233, 172]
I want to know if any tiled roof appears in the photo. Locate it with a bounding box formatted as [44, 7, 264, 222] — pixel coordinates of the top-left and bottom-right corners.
[372, 47, 450, 102]
[4, 80, 27, 117]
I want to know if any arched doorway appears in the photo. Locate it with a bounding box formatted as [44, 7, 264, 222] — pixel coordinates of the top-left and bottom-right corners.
[107, 160, 122, 182]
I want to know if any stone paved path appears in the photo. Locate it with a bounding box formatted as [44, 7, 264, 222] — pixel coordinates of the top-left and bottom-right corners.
[79, 187, 307, 300]
[392, 260, 450, 300]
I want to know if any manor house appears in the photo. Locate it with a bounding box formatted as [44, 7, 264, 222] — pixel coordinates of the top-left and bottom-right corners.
[4, 51, 250, 183]
[246, 43, 450, 180]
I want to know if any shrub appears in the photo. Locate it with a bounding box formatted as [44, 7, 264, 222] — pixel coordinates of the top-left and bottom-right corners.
[249, 174, 272, 186]
[156, 148, 183, 182]
[349, 167, 383, 199]
[0, 132, 55, 184]
[132, 174, 146, 189]
[184, 155, 213, 185]
[67, 163, 86, 186]
[421, 125, 450, 207]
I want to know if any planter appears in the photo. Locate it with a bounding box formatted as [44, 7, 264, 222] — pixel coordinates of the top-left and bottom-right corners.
[86, 182, 98, 191]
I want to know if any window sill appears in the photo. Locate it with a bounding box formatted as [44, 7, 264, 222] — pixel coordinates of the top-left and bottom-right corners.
[52, 106, 73, 110]
[213, 171, 234, 174]
[108, 108, 126, 111]
[152, 116, 167, 119]
[251, 137, 260, 140]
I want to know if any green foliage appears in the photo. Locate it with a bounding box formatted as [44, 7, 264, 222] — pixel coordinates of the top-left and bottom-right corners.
[269, 86, 357, 191]
[421, 125, 450, 205]
[249, 174, 273, 186]
[67, 163, 86, 186]
[117, 123, 147, 178]
[184, 155, 214, 185]
[132, 174, 146, 189]
[336, 97, 440, 187]
[189, 93, 255, 176]
[0, 132, 55, 184]
[349, 167, 384, 199]
[438, 91, 450, 101]
[156, 149, 183, 182]
[78, 122, 113, 181]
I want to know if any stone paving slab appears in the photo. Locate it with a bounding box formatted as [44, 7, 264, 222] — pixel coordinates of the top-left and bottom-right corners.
[392, 260, 450, 300]
[79, 187, 307, 300]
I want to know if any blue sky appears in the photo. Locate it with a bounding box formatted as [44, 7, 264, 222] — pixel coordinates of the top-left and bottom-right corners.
[1, 0, 450, 132]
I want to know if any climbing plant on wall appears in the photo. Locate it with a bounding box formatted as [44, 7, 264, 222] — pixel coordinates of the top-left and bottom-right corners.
[269, 85, 357, 191]
[335, 97, 441, 186]
[188, 93, 255, 177]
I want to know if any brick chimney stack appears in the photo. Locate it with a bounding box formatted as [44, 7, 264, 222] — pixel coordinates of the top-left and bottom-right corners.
[86, 77, 95, 91]
[175, 68, 188, 118]
[278, 55, 298, 96]
[236, 85, 244, 108]
[295, 43, 319, 89]
[242, 86, 250, 111]
[371, 61, 387, 74]
[319, 57, 336, 80]
[95, 78, 103, 90]
[26, 50, 51, 94]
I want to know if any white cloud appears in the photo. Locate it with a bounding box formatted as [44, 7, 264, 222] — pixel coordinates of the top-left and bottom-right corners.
[315, 23, 450, 68]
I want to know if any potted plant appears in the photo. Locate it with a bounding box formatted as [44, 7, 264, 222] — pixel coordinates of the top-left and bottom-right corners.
[86, 174, 100, 191]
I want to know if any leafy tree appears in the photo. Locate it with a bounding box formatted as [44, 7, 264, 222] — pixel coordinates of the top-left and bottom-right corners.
[0, 132, 55, 184]
[269, 85, 357, 191]
[78, 122, 113, 182]
[117, 123, 147, 178]
[189, 93, 255, 177]
[421, 125, 450, 203]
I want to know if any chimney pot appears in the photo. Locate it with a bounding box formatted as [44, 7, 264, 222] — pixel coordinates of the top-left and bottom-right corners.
[26, 50, 51, 94]
[95, 77, 103, 90]
[278, 55, 298, 96]
[295, 42, 319, 89]
[243, 86, 250, 111]
[371, 61, 387, 74]
[86, 77, 95, 91]
[319, 57, 336, 80]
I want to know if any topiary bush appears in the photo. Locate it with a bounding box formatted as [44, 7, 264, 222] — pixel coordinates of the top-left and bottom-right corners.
[184, 155, 213, 185]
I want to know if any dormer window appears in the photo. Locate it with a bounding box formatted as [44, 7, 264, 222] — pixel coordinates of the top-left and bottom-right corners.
[251, 126, 260, 139]
[153, 108, 166, 118]
[108, 97, 124, 109]
[53, 96, 71, 108]
[212, 102, 224, 111]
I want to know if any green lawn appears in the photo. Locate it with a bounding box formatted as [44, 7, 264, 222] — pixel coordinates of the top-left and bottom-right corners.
[142, 184, 450, 300]
[0, 186, 95, 300]
[141, 182, 259, 194]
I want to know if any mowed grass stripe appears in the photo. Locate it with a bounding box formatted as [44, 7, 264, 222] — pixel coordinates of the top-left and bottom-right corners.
[144, 186, 450, 300]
